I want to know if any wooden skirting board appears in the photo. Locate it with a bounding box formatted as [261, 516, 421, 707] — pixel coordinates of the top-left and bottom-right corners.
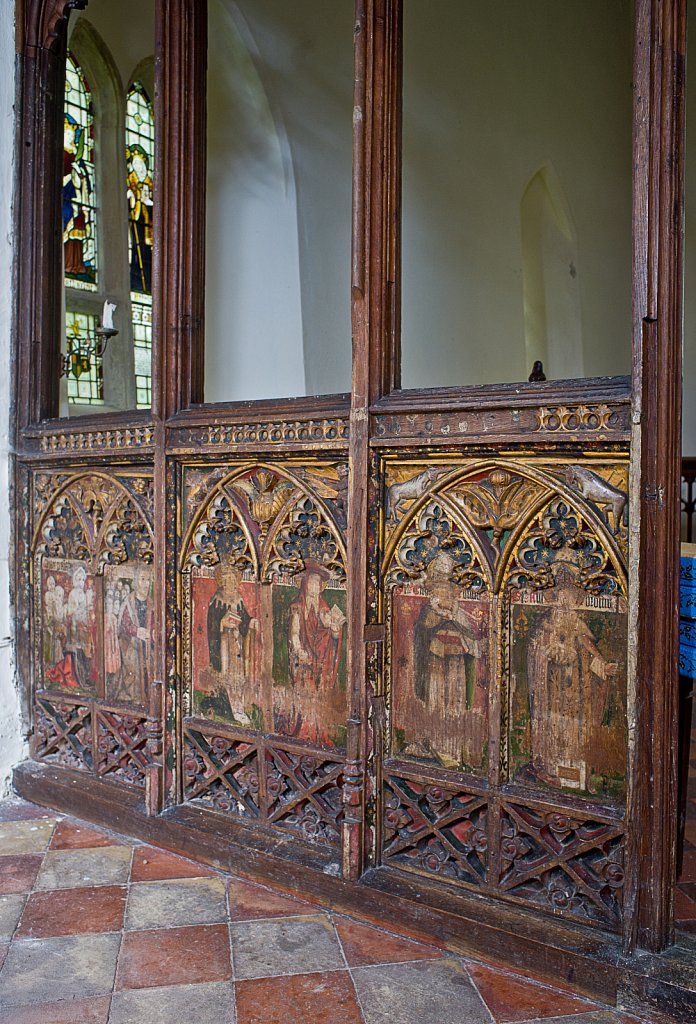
[13, 760, 696, 1024]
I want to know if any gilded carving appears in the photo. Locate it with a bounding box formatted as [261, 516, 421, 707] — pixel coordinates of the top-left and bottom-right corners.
[535, 405, 618, 433]
[448, 469, 541, 567]
[39, 425, 155, 452]
[192, 419, 349, 447]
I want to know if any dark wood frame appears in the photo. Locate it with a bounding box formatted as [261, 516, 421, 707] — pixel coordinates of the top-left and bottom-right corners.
[9, 0, 688, 989]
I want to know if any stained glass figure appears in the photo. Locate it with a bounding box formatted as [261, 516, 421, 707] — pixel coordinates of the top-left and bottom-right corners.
[65, 311, 103, 404]
[126, 83, 154, 296]
[64, 54, 97, 290]
[126, 82, 154, 409]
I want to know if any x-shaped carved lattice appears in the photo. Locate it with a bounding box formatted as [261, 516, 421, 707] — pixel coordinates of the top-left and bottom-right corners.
[184, 729, 261, 818]
[35, 697, 93, 770]
[382, 774, 488, 884]
[499, 802, 624, 923]
[265, 748, 344, 841]
[95, 710, 149, 785]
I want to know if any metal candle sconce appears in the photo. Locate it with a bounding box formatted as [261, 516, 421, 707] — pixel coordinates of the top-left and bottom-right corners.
[60, 301, 118, 380]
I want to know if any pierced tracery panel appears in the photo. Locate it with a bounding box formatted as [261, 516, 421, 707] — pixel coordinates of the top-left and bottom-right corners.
[183, 728, 262, 819]
[382, 773, 488, 887]
[95, 708, 149, 787]
[183, 721, 344, 848]
[34, 696, 93, 772]
[266, 747, 344, 846]
[498, 803, 625, 928]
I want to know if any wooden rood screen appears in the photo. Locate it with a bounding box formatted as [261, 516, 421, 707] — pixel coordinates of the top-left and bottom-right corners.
[12, 0, 684, 969]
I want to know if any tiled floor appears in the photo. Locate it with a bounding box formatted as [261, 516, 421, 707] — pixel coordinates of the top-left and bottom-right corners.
[677, 700, 696, 932]
[0, 799, 647, 1024]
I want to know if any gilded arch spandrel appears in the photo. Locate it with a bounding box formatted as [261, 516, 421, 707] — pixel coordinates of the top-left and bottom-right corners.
[180, 460, 349, 751]
[31, 470, 155, 710]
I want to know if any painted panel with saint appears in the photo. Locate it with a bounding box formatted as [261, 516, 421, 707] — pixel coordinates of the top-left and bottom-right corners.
[391, 554, 490, 773]
[509, 576, 628, 801]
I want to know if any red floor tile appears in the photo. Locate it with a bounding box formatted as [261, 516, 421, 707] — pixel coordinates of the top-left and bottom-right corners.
[130, 845, 217, 882]
[0, 854, 43, 894]
[675, 886, 696, 921]
[49, 820, 122, 851]
[0, 995, 111, 1023]
[116, 924, 232, 989]
[334, 916, 444, 968]
[15, 885, 127, 938]
[229, 877, 310, 920]
[236, 971, 364, 1024]
[467, 962, 595, 1022]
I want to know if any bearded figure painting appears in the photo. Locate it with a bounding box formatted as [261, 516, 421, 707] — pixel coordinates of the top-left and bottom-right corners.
[391, 554, 490, 773]
[272, 565, 347, 747]
[509, 576, 628, 801]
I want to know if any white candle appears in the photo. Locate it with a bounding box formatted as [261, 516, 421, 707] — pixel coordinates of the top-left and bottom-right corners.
[102, 300, 116, 331]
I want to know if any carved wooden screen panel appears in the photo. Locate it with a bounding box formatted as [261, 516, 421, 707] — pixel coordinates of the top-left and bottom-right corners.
[29, 467, 160, 790]
[374, 441, 630, 930]
[177, 454, 349, 850]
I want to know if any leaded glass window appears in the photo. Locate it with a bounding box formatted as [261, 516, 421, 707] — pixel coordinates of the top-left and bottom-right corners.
[64, 54, 97, 291]
[126, 82, 154, 409]
[65, 311, 103, 404]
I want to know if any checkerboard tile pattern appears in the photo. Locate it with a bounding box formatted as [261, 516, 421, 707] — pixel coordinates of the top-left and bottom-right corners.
[0, 798, 646, 1024]
[677, 702, 696, 931]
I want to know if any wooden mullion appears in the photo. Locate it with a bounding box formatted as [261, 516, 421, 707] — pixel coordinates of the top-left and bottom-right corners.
[629, 0, 686, 953]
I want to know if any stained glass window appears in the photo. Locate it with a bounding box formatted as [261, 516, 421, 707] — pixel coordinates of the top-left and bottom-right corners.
[65, 311, 103, 404]
[64, 54, 97, 291]
[126, 82, 154, 409]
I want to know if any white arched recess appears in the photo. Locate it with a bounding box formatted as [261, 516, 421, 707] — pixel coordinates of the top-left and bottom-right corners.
[521, 163, 584, 380]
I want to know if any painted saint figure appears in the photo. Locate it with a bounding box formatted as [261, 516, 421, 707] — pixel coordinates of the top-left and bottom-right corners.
[63, 113, 95, 280]
[288, 570, 346, 694]
[116, 569, 155, 705]
[526, 583, 619, 790]
[127, 145, 154, 294]
[206, 565, 258, 724]
[45, 565, 96, 692]
[412, 554, 486, 766]
[43, 575, 66, 666]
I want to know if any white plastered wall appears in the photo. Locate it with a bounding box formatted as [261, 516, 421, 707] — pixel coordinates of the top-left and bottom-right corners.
[0, 0, 24, 796]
